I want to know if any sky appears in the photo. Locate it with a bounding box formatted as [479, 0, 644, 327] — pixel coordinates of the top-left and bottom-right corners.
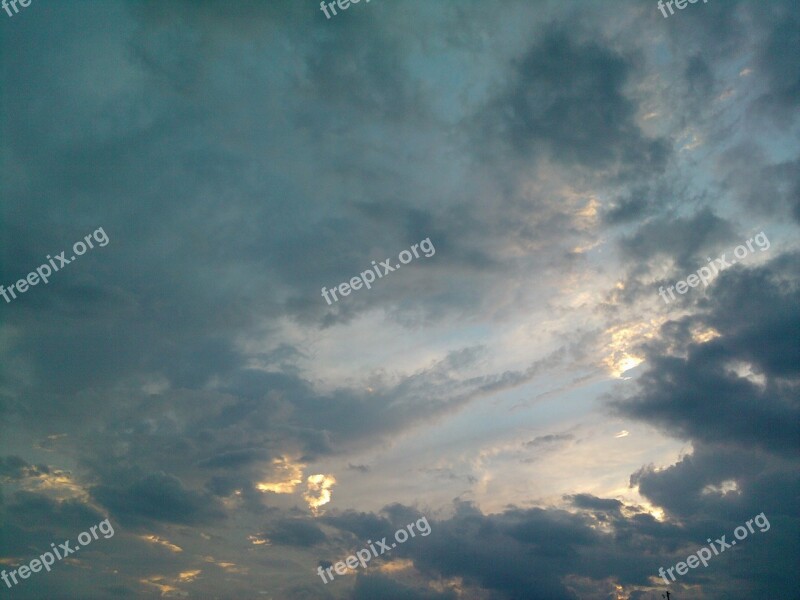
[0, 0, 798, 598]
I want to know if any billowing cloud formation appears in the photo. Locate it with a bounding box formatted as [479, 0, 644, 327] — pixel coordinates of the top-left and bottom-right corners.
[478, 29, 669, 174]
[92, 472, 226, 526]
[0, 0, 798, 598]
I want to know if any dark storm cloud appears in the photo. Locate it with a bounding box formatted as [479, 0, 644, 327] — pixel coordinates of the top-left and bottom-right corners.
[605, 254, 800, 596]
[476, 28, 669, 174]
[0, 491, 107, 556]
[619, 349, 798, 455]
[4, 491, 104, 532]
[701, 252, 800, 376]
[322, 510, 394, 542]
[684, 54, 715, 100]
[262, 519, 326, 547]
[618, 208, 737, 272]
[615, 252, 800, 455]
[0, 455, 49, 481]
[629, 442, 797, 522]
[566, 494, 622, 513]
[750, 2, 800, 124]
[196, 448, 271, 469]
[373, 501, 655, 599]
[338, 484, 795, 598]
[92, 472, 225, 526]
[627, 442, 800, 598]
[718, 143, 800, 224]
[603, 208, 744, 308]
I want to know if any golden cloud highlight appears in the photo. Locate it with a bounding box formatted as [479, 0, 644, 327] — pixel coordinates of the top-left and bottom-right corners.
[256, 457, 305, 494]
[303, 473, 336, 515]
[139, 535, 183, 553]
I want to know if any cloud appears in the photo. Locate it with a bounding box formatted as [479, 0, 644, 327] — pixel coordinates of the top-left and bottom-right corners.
[614, 252, 800, 456]
[0, 455, 50, 481]
[303, 474, 337, 515]
[322, 510, 395, 542]
[92, 472, 225, 526]
[524, 433, 574, 448]
[475, 28, 669, 174]
[262, 519, 326, 547]
[566, 494, 623, 513]
[347, 463, 371, 473]
[0, 490, 107, 557]
[751, 4, 800, 124]
[196, 448, 271, 469]
[618, 208, 738, 272]
[0, 0, 798, 597]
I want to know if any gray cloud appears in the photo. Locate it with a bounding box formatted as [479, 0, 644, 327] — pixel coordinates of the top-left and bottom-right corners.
[262, 519, 327, 547]
[615, 252, 800, 455]
[92, 472, 226, 526]
[474, 27, 669, 175]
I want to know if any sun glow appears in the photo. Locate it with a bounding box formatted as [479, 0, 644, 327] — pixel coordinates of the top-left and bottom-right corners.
[603, 319, 665, 377]
[256, 457, 305, 494]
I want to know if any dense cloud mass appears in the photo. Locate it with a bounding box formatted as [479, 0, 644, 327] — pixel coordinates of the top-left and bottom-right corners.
[1, 0, 798, 598]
